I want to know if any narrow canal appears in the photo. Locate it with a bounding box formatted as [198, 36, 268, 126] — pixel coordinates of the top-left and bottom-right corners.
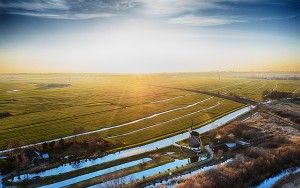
[3, 106, 252, 187]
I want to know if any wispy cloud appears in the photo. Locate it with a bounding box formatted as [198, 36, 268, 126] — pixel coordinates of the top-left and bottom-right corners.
[0, 0, 136, 19]
[138, 0, 223, 17]
[10, 12, 119, 20]
[167, 14, 297, 27]
[167, 14, 244, 26]
[0, 0, 298, 25]
[0, 0, 68, 11]
[0, 0, 245, 20]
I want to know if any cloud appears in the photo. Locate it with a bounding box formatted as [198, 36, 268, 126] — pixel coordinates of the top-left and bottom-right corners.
[0, 0, 137, 19]
[0, 0, 249, 20]
[138, 0, 222, 17]
[0, 0, 297, 24]
[10, 12, 119, 19]
[0, 0, 69, 11]
[168, 14, 244, 26]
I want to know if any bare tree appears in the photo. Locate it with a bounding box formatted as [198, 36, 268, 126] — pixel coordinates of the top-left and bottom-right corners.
[73, 126, 86, 142]
[87, 136, 98, 152]
[100, 177, 126, 188]
[6, 139, 22, 157]
[59, 138, 65, 149]
[73, 126, 85, 135]
[97, 175, 135, 188]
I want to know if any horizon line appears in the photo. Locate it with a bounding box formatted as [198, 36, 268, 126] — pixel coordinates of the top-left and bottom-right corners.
[1, 71, 300, 75]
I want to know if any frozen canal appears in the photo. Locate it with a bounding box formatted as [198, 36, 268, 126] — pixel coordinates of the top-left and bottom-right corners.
[146, 159, 233, 188]
[93, 158, 190, 188]
[7, 106, 252, 186]
[39, 158, 152, 188]
[255, 167, 300, 188]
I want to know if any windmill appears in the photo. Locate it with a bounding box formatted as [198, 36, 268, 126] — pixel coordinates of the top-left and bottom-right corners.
[189, 121, 204, 151]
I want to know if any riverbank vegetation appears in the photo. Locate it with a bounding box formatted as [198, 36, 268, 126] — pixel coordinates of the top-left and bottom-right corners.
[272, 171, 300, 188]
[177, 141, 300, 188]
[0, 135, 114, 175]
[177, 110, 300, 188]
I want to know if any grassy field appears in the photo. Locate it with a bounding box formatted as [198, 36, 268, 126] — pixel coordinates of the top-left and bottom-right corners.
[0, 73, 299, 150]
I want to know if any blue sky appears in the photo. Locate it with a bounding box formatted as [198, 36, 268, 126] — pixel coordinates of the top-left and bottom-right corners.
[0, 0, 299, 73]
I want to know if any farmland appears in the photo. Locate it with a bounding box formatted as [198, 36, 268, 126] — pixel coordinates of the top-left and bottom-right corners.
[0, 73, 299, 150]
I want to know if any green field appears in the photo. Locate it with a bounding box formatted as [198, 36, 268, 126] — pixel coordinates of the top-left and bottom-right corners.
[0, 73, 299, 150]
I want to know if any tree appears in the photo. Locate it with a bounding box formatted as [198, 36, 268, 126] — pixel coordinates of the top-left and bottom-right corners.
[100, 175, 129, 188]
[73, 126, 85, 142]
[73, 126, 85, 135]
[49, 141, 56, 149]
[42, 142, 49, 151]
[6, 139, 22, 158]
[59, 138, 65, 149]
[87, 136, 98, 152]
[6, 139, 21, 149]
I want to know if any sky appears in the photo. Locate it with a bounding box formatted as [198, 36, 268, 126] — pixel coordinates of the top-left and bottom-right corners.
[0, 0, 299, 73]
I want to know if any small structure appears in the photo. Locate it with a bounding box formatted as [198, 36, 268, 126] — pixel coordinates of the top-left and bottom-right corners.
[210, 139, 250, 152]
[189, 130, 203, 151]
[23, 148, 41, 165]
[236, 140, 251, 148]
[209, 142, 228, 152]
[225, 143, 237, 150]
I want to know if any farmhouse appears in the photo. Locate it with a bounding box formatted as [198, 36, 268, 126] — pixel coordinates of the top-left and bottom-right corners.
[209, 137, 250, 152]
